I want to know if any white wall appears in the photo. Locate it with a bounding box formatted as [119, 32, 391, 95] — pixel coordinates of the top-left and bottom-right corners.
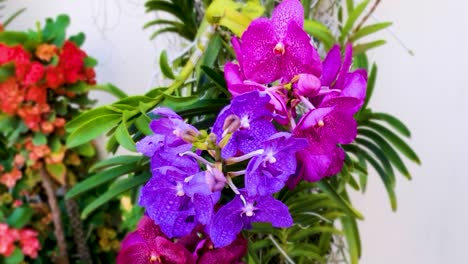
[4, 0, 468, 263]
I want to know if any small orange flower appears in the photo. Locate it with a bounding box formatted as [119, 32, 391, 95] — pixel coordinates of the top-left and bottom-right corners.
[0, 168, 22, 188]
[14, 154, 25, 168]
[35, 43, 57, 62]
[41, 121, 54, 134]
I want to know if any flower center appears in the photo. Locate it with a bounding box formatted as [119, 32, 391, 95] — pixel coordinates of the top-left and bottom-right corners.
[265, 150, 277, 164]
[240, 116, 250, 129]
[242, 203, 257, 217]
[273, 42, 285, 56]
[317, 120, 324, 127]
[150, 253, 161, 263]
[175, 182, 185, 197]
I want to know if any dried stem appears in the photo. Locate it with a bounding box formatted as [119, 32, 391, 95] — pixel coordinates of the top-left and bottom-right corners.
[353, 0, 382, 33]
[65, 197, 92, 264]
[39, 168, 69, 264]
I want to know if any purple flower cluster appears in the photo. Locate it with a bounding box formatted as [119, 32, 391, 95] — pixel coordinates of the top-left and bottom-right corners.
[121, 0, 367, 258]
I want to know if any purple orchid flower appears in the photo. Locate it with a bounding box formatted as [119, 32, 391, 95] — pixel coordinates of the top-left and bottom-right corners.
[317, 44, 367, 112]
[245, 132, 308, 196]
[139, 167, 220, 238]
[235, 0, 321, 83]
[212, 91, 277, 159]
[210, 192, 293, 247]
[290, 106, 357, 183]
[117, 216, 196, 264]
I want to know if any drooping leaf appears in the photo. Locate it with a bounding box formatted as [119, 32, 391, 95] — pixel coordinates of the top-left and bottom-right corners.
[81, 171, 151, 218]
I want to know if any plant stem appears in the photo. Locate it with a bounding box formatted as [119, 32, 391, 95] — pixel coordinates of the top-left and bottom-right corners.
[65, 197, 92, 264]
[353, 0, 382, 33]
[39, 168, 69, 264]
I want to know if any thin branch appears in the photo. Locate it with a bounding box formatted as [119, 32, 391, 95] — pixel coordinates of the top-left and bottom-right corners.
[65, 197, 92, 264]
[40, 168, 69, 264]
[353, 0, 382, 33]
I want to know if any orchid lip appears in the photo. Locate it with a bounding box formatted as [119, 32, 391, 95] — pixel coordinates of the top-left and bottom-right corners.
[273, 42, 285, 56]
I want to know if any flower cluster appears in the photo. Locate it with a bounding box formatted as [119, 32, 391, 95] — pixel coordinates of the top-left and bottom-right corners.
[117, 216, 247, 264]
[0, 223, 41, 259]
[0, 41, 95, 131]
[124, 0, 367, 258]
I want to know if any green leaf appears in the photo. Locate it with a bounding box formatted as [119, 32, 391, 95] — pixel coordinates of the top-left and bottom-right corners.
[361, 63, 377, 109]
[201, 34, 222, 68]
[0, 63, 15, 82]
[177, 99, 229, 118]
[135, 114, 152, 135]
[341, 216, 361, 264]
[4, 248, 24, 264]
[115, 120, 136, 152]
[46, 163, 67, 185]
[0, 31, 28, 45]
[350, 22, 392, 42]
[358, 128, 411, 179]
[355, 137, 396, 186]
[66, 106, 119, 132]
[353, 40, 387, 55]
[7, 207, 33, 228]
[69, 32, 86, 46]
[289, 225, 342, 241]
[84, 56, 97, 67]
[42, 14, 71, 46]
[3, 8, 27, 28]
[90, 155, 143, 172]
[353, 52, 369, 70]
[340, 0, 370, 42]
[66, 114, 121, 148]
[200, 66, 227, 90]
[74, 141, 96, 157]
[32, 132, 47, 146]
[370, 112, 411, 137]
[361, 121, 420, 164]
[159, 50, 175, 79]
[316, 181, 364, 220]
[160, 94, 199, 112]
[90, 83, 128, 99]
[304, 19, 336, 50]
[66, 163, 137, 199]
[81, 172, 151, 218]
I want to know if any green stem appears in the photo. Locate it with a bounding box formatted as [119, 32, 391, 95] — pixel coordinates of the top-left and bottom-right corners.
[164, 19, 215, 97]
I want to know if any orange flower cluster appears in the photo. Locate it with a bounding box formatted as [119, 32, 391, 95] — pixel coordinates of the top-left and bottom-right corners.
[0, 223, 41, 258]
[0, 41, 96, 131]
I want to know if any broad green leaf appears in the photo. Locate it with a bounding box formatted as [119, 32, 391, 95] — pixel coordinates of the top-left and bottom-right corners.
[316, 181, 364, 220]
[69, 32, 85, 46]
[304, 20, 336, 50]
[350, 22, 393, 42]
[200, 66, 227, 90]
[0, 31, 28, 45]
[4, 248, 24, 264]
[66, 106, 119, 132]
[159, 50, 175, 79]
[74, 141, 96, 157]
[7, 207, 33, 229]
[177, 99, 229, 118]
[46, 163, 67, 185]
[287, 243, 325, 262]
[353, 52, 369, 70]
[160, 94, 199, 112]
[201, 34, 222, 68]
[135, 114, 152, 135]
[81, 172, 151, 218]
[90, 155, 143, 172]
[0, 63, 15, 82]
[66, 163, 136, 199]
[353, 40, 386, 55]
[361, 121, 420, 164]
[340, 0, 370, 43]
[370, 112, 411, 137]
[115, 120, 136, 152]
[32, 132, 47, 146]
[42, 14, 70, 46]
[66, 114, 121, 148]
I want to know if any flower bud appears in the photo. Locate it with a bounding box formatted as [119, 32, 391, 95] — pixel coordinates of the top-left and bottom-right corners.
[294, 74, 321, 97]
